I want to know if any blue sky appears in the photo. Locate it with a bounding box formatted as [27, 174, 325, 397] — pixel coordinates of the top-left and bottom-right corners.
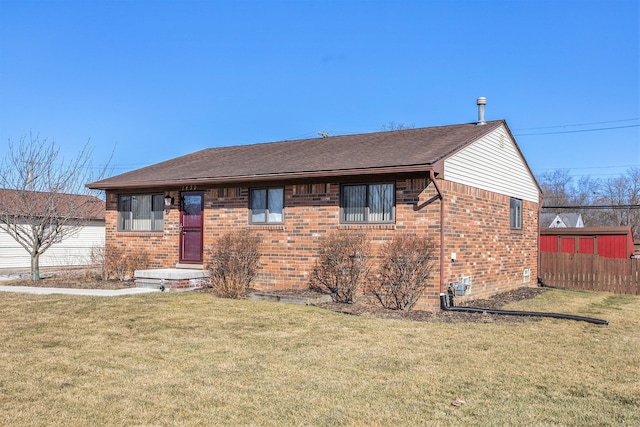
[1, 0, 638, 183]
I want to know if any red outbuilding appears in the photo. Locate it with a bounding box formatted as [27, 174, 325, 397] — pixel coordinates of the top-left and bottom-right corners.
[540, 226, 635, 259]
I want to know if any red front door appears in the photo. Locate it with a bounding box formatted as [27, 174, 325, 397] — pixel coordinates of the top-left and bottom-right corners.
[180, 191, 204, 263]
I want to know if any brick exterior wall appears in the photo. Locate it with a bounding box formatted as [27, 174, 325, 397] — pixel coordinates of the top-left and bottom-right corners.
[442, 181, 539, 303]
[105, 175, 539, 310]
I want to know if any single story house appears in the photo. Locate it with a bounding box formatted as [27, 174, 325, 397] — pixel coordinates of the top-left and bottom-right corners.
[540, 226, 635, 259]
[0, 189, 105, 272]
[540, 212, 584, 228]
[88, 111, 541, 309]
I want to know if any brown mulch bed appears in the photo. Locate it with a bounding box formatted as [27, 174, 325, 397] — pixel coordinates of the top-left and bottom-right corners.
[313, 287, 548, 323]
[4, 271, 548, 323]
[199, 285, 548, 323]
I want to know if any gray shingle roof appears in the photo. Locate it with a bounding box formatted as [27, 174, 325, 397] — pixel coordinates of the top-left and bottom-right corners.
[88, 120, 504, 189]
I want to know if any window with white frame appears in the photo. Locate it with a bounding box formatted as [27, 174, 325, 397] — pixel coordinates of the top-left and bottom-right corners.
[118, 194, 164, 231]
[341, 183, 395, 223]
[510, 197, 522, 229]
[250, 188, 284, 223]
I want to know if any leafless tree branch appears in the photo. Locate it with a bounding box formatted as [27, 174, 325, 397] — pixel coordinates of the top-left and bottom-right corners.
[0, 132, 110, 280]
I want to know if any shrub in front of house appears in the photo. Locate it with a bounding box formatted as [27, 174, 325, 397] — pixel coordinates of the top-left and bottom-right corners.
[369, 234, 436, 311]
[92, 246, 149, 281]
[90, 246, 108, 280]
[206, 229, 262, 299]
[308, 230, 371, 304]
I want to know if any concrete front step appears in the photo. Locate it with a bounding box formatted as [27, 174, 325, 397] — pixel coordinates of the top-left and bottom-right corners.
[134, 268, 209, 292]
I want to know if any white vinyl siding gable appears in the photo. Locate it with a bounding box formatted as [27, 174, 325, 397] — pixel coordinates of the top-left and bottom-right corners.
[443, 125, 539, 202]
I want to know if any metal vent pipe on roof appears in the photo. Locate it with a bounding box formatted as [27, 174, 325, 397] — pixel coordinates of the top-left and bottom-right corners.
[476, 97, 487, 125]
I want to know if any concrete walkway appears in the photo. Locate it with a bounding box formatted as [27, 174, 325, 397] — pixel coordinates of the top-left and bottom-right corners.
[0, 286, 160, 296]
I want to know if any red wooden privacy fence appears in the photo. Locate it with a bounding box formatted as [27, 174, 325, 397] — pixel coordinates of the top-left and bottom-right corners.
[540, 252, 639, 295]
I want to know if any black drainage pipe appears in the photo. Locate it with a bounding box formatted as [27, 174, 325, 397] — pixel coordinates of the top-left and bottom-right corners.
[439, 293, 608, 325]
[537, 277, 568, 291]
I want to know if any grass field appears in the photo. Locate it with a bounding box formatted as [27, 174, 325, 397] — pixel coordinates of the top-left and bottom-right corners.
[0, 289, 638, 426]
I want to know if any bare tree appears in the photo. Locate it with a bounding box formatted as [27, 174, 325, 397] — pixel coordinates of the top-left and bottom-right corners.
[379, 121, 415, 131]
[568, 176, 601, 226]
[539, 169, 574, 207]
[539, 169, 597, 224]
[596, 167, 640, 239]
[538, 168, 640, 240]
[0, 133, 109, 280]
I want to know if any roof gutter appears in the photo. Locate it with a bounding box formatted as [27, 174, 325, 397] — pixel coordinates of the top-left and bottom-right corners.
[87, 164, 435, 190]
[430, 169, 446, 294]
[538, 192, 543, 287]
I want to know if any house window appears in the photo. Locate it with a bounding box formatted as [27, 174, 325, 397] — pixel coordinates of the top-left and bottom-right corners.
[250, 188, 284, 223]
[510, 197, 522, 229]
[118, 194, 164, 231]
[341, 183, 395, 223]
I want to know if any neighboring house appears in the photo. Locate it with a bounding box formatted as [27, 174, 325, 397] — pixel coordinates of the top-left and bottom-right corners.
[88, 116, 542, 310]
[0, 189, 105, 271]
[540, 226, 635, 259]
[540, 212, 584, 228]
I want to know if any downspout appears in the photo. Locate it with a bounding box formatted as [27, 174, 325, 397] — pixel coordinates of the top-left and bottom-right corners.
[537, 193, 544, 285]
[430, 170, 445, 294]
